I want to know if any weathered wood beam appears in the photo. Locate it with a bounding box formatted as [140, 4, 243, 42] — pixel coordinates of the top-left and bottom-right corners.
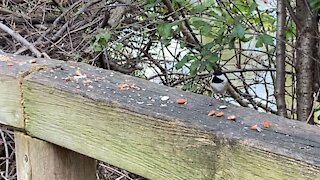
[0, 54, 61, 128]
[1, 53, 320, 179]
[15, 132, 96, 180]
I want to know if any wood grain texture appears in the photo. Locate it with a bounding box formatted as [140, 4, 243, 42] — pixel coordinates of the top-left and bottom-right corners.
[22, 81, 320, 179]
[15, 132, 96, 180]
[0, 53, 62, 128]
[1, 53, 320, 179]
[0, 76, 24, 128]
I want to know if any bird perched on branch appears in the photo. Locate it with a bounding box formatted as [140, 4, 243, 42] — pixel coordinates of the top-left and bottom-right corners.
[210, 70, 229, 103]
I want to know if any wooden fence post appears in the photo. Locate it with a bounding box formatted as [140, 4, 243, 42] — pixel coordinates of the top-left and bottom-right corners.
[15, 132, 96, 180]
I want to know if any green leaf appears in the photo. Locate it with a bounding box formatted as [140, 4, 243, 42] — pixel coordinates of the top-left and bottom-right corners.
[232, 23, 245, 38]
[241, 36, 253, 42]
[157, 23, 173, 38]
[228, 37, 235, 49]
[199, 63, 206, 72]
[256, 34, 274, 47]
[255, 38, 263, 48]
[175, 0, 187, 4]
[310, 0, 320, 10]
[203, 42, 215, 50]
[210, 11, 224, 21]
[93, 31, 111, 52]
[201, 49, 211, 57]
[191, 4, 207, 13]
[190, 60, 200, 76]
[176, 55, 190, 69]
[206, 62, 214, 71]
[160, 39, 171, 47]
[205, 52, 219, 64]
[144, 0, 161, 10]
[250, 2, 258, 12]
[93, 42, 102, 52]
[191, 19, 211, 29]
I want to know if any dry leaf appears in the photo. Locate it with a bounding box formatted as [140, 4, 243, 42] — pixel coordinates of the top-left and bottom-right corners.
[215, 111, 224, 117]
[227, 115, 236, 121]
[208, 110, 216, 116]
[176, 98, 187, 104]
[262, 120, 271, 128]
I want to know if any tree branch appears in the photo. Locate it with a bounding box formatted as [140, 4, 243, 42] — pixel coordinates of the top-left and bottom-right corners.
[0, 22, 42, 58]
[275, 0, 288, 117]
[284, 0, 302, 31]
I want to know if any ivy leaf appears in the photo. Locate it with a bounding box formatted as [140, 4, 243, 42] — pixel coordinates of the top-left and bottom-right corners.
[93, 31, 111, 52]
[96, 31, 111, 43]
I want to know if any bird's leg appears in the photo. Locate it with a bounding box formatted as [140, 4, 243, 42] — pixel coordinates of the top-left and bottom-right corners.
[209, 92, 214, 106]
[222, 93, 227, 105]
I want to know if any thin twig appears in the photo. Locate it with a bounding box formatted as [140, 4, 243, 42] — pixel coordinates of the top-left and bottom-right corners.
[0, 22, 42, 57]
[99, 163, 134, 180]
[306, 88, 320, 123]
[0, 129, 9, 179]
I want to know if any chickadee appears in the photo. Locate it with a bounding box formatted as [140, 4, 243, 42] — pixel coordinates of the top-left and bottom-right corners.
[210, 70, 229, 102]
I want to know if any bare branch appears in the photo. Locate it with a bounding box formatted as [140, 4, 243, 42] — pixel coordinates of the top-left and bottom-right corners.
[275, 0, 288, 117]
[0, 22, 42, 58]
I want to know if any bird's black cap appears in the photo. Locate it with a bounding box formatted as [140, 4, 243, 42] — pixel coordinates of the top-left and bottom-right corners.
[213, 70, 223, 76]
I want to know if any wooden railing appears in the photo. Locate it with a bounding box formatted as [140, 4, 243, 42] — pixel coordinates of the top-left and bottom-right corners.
[0, 53, 320, 180]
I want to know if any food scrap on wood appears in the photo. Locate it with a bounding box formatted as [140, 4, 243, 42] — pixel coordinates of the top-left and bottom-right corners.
[28, 59, 37, 64]
[176, 98, 187, 104]
[208, 110, 216, 116]
[251, 124, 262, 132]
[62, 76, 73, 82]
[215, 111, 224, 117]
[227, 115, 236, 121]
[262, 120, 271, 128]
[117, 82, 141, 91]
